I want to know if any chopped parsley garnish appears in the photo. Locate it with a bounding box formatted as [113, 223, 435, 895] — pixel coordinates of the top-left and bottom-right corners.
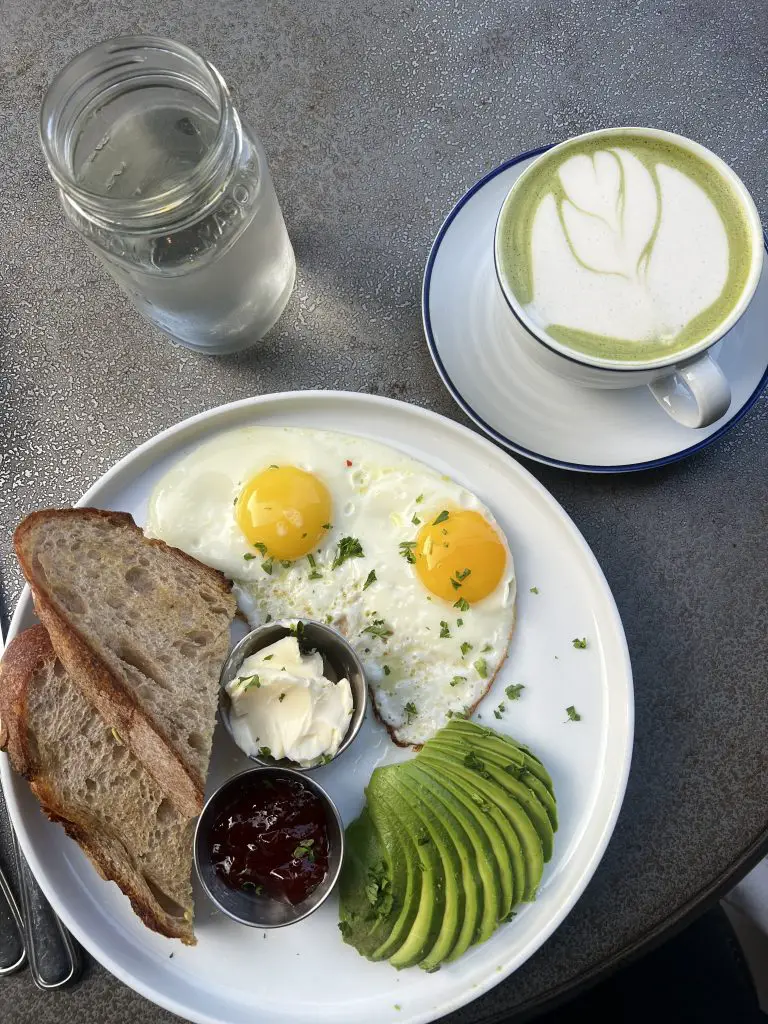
[572, 637, 587, 649]
[450, 675, 466, 687]
[432, 510, 449, 525]
[278, 692, 286, 702]
[263, 654, 273, 661]
[565, 705, 582, 722]
[383, 664, 391, 676]
[332, 536, 364, 569]
[450, 577, 462, 590]
[262, 558, 274, 575]
[456, 617, 464, 627]
[493, 701, 506, 720]
[240, 674, 260, 691]
[398, 540, 417, 563]
[362, 618, 393, 640]
[253, 542, 268, 556]
[460, 641, 473, 657]
[307, 553, 317, 567]
[363, 569, 377, 590]
[530, 586, 539, 594]
[281, 559, 292, 569]
[243, 553, 256, 561]
[454, 597, 470, 612]
[307, 552, 322, 580]
[365, 863, 393, 918]
[505, 683, 525, 701]
[258, 745, 272, 757]
[322, 522, 332, 530]
[464, 750, 490, 778]
[269, 464, 279, 469]
[474, 657, 488, 678]
[502, 910, 517, 923]
[293, 838, 316, 862]
[319, 753, 333, 765]
[412, 514, 421, 525]
[482, 643, 492, 652]
[404, 701, 418, 723]
[439, 620, 451, 638]
[415, 494, 424, 504]
[456, 568, 471, 581]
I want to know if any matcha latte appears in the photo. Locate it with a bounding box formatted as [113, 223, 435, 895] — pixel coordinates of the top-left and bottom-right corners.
[496, 130, 757, 363]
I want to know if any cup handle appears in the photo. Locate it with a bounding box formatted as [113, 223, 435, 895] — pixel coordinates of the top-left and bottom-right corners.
[647, 353, 731, 428]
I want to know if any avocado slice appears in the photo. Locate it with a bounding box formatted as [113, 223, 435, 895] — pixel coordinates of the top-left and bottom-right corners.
[414, 755, 527, 915]
[445, 720, 555, 792]
[390, 770, 463, 971]
[422, 744, 555, 862]
[407, 762, 510, 940]
[430, 734, 558, 831]
[418, 749, 544, 900]
[338, 808, 385, 953]
[338, 794, 410, 958]
[368, 769, 439, 967]
[398, 765, 481, 961]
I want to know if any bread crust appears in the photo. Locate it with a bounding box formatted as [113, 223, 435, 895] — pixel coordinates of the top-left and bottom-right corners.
[13, 508, 234, 815]
[0, 626, 195, 944]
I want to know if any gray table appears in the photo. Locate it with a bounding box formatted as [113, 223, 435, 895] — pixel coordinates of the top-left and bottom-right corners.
[1, 1, 767, 1021]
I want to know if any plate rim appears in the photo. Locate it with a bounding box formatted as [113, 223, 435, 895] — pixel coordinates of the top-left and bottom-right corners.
[2, 390, 634, 1024]
[422, 148, 768, 474]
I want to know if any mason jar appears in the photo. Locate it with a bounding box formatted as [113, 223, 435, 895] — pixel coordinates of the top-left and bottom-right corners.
[40, 37, 296, 354]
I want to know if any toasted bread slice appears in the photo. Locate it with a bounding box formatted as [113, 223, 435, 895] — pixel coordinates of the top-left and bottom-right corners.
[14, 509, 236, 815]
[0, 626, 196, 944]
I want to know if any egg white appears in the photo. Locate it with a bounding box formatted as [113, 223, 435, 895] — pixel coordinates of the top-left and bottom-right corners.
[145, 426, 516, 745]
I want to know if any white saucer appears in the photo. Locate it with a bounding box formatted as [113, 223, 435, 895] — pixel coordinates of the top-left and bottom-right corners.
[422, 147, 768, 473]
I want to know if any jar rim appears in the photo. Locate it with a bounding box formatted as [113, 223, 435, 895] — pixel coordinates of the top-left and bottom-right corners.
[40, 35, 235, 227]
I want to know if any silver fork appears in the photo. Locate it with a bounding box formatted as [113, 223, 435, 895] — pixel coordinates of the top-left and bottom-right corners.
[0, 615, 81, 987]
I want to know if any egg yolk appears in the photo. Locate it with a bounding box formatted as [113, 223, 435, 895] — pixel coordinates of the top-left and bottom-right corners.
[235, 466, 332, 561]
[414, 509, 506, 603]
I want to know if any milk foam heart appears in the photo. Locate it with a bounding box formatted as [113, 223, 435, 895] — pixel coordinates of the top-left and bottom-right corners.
[496, 131, 756, 363]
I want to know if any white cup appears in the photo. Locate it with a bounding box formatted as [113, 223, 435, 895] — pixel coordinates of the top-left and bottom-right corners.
[493, 128, 764, 429]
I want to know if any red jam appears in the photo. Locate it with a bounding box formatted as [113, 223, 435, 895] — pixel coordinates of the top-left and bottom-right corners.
[209, 776, 329, 905]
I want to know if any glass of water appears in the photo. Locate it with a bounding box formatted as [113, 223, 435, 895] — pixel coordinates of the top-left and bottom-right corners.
[40, 36, 296, 354]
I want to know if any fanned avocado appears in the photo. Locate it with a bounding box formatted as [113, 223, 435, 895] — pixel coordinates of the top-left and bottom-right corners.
[418, 749, 545, 900]
[367, 768, 425, 962]
[373, 774, 442, 969]
[338, 803, 405, 958]
[390, 770, 462, 970]
[429, 733, 558, 830]
[446, 720, 555, 791]
[397, 767, 477, 964]
[420, 746, 555, 863]
[406, 763, 503, 949]
[337, 723, 558, 971]
[414, 758, 527, 916]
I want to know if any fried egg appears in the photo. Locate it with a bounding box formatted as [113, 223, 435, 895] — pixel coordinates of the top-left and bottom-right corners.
[145, 426, 516, 745]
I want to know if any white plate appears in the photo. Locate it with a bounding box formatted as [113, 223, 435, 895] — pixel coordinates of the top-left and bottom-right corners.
[2, 392, 633, 1024]
[423, 148, 768, 472]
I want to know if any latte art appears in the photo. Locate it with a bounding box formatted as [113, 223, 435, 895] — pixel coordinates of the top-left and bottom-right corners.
[497, 132, 755, 362]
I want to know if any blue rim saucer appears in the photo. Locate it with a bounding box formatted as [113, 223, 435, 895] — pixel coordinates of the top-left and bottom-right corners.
[422, 145, 768, 473]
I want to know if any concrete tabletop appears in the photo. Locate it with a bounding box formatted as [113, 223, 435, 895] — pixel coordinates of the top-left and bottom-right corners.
[1, 0, 767, 1021]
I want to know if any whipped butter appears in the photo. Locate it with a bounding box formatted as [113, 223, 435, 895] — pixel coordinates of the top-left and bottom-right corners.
[226, 636, 353, 766]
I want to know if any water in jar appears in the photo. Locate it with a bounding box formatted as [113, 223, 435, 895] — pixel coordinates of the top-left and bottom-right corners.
[68, 91, 295, 353]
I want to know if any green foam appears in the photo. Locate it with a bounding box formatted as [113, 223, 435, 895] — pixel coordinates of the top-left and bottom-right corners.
[496, 131, 755, 362]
